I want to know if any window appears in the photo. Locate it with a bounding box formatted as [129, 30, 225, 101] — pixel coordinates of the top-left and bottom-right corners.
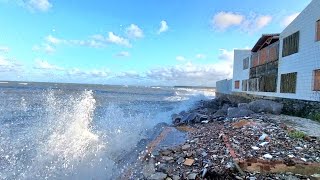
[242, 80, 248, 91]
[316, 20, 320, 41]
[314, 69, 320, 91]
[280, 72, 297, 93]
[282, 31, 299, 57]
[235, 80, 240, 89]
[243, 57, 249, 70]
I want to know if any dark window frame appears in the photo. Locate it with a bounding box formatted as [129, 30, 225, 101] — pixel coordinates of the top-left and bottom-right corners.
[243, 57, 249, 70]
[314, 69, 320, 91]
[280, 72, 297, 93]
[282, 31, 300, 57]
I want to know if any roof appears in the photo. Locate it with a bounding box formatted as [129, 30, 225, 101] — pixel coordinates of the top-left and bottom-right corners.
[251, 34, 280, 52]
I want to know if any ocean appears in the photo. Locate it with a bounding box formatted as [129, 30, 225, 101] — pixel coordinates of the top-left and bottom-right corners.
[0, 81, 215, 179]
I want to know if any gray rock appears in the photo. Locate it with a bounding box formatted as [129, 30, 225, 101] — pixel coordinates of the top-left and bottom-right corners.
[162, 156, 174, 161]
[181, 113, 198, 124]
[182, 144, 191, 151]
[227, 107, 254, 118]
[149, 172, 167, 180]
[248, 100, 283, 115]
[187, 173, 197, 180]
[238, 103, 249, 109]
[212, 109, 227, 118]
[172, 175, 180, 180]
[171, 114, 182, 124]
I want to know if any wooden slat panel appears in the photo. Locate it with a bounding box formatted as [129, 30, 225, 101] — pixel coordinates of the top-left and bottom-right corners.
[317, 20, 320, 41]
[280, 72, 297, 93]
[235, 81, 240, 89]
[314, 70, 320, 91]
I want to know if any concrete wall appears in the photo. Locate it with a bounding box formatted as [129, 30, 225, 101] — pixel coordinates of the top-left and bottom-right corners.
[232, 50, 251, 92]
[216, 79, 232, 95]
[232, 0, 320, 101]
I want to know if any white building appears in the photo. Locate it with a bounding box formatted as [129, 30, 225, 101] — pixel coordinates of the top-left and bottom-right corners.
[230, 0, 320, 101]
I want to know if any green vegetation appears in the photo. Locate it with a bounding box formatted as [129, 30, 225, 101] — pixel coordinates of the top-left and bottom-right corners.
[288, 130, 306, 139]
[308, 112, 320, 123]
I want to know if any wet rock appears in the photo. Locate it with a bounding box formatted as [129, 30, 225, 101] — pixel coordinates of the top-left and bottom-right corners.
[227, 107, 254, 118]
[162, 156, 173, 161]
[171, 114, 182, 124]
[149, 172, 167, 180]
[212, 109, 227, 118]
[181, 144, 191, 151]
[182, 113, 198, 124]
[248, 100, 283, 115]
[161, 150, 172, 156]
[238, 103, 249, 109]
[171, 175, 180, 180]
[187, 173, 197, 180]
[263, 154, 273, 159]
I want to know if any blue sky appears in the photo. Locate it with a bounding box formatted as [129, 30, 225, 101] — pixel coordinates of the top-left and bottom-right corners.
[0, 0, 311, 86]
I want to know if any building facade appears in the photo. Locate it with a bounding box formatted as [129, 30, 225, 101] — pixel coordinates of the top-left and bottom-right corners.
[229, 0, 320, 101]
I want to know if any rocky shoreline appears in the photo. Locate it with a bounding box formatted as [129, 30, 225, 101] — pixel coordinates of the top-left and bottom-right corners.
[138, 96, 320, 180]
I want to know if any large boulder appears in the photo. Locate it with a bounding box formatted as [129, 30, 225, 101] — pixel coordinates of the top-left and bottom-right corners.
[248, 100, 283, 115]
[212, 109, 227, 118]
[227, 107, 254, 118]
[238, 103, 249, 109]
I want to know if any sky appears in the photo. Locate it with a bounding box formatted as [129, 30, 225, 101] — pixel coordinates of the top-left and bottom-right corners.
[0, 0, 312, 86]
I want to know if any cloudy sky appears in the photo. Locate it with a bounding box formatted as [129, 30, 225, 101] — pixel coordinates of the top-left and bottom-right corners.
[0, 0, 311, 86]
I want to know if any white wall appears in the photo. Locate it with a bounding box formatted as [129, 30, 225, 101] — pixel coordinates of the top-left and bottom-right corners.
[244, 0, 320, 101]
[232, 50, 251, 92]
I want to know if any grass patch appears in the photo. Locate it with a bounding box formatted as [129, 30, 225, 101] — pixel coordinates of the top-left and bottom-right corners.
[288, 130, 306, 139]
[308, 112, 320, 123]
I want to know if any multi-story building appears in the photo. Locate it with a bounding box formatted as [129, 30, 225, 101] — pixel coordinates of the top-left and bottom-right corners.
[227, 0, 320, 101]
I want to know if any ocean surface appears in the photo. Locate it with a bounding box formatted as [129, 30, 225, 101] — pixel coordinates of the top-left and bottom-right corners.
[0, 81, 215, 180]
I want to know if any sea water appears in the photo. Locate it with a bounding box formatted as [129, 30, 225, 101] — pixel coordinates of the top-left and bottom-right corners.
[0, 82, 214, 179]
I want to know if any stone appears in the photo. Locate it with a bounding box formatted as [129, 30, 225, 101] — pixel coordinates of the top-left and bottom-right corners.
[252, 146, 260, 150]
[172, 175, 180, 180]
[248, 100, 283, 115]
[238, 103, 249, 109]
[212, 109, 227, 118]
[161, 150, 172, 156]
[181, 144, 191, 151]
[183, 158, 195, 166]
[259, 142, 269, 146]
[263, 154, 273, 159]
[259, 133, 268, 141]
[187, 173, 197, 180]
[149, 172, 167, 180]
[176, 157, 184, 164]
[181, 113, 198, 124]
[201, 152, 208, 157]
[227, 107, 254, 118]
[171, 114, 182, 124]
[162, 156, 173, 161]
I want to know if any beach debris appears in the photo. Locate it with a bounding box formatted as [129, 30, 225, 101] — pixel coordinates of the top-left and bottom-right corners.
[263, 154, 273, 159]
[251, 146, 260, 150]
[183, 158, 194, 166]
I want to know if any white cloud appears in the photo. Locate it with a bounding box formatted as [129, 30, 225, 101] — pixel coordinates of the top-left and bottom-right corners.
[241, 15, 273, 33]
[212, 12, 272, 33]
[196, 54, 206, 59]
[158, 20, 169, 34]
[281, 12, 300, 27]
[34, 59, 64, 71]
[32, 44, 55, 54]
[218, 49, 234, 62]
[115, 51, 130, 57]
[46, 35, 63, 45]
[212, 12, 244, 31]
[126, 24, 144, 39]
[0, 46, 10, 53]
[117, 71, 141, 79]
[176, 56, 186, 62]
[89, 69, 109, 78]
[107, 32, 131, 47]
[27, 0, 52, 12]
[0, 56, 23, 72]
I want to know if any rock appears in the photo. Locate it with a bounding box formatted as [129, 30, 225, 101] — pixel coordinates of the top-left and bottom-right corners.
[259, 133, 268, 141]
[201, 168, 208, 178]
[201, 152, 208, 157]
[238, 103, 249, 109]
[165, 178, 172, 180]
[263, 154, 273, 159]
[149, 172, 167, 180]
[171, 114, 182, 124]
[212, 109, 227, 118]
[181, 113, 198, 124]
[259, 142, 269, 146]
[183, 158, 195, 166]
[171, 175, 180, 180]
[248, 100, 283, 115]
[161, 150, 172, 156]
[142, 161, 156, 178]
[176, 157, 184, 164]
[158, 164, 169, 173]
[252, 146, 260, 150]
[162, 156, 173, 161]
[182, 144, 191, 151]
[227, 107, 254, 118]
[187, 173, 197, 180]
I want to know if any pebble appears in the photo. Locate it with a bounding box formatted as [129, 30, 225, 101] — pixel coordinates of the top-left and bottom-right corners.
[183, 158, 195, 166]
[181, 144, 191, 151]
[149, 172, 167, 180]
[263, 154, 273, 159]
[187, 173, 197, 180]
[251, 146, 260, 150]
